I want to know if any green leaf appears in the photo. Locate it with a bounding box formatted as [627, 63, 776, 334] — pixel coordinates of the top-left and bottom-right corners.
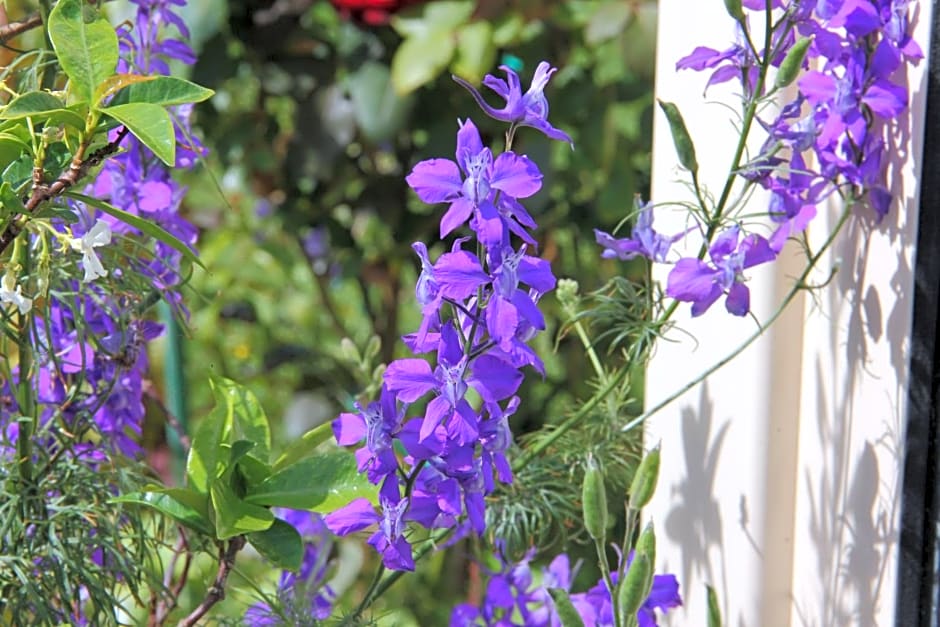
[547, 589, 586, 627]
[210, 376, 271, 465]
[111, 76, 215, 107]
[3, 92, 65, 118]
[210, 481, 275, 539]
[0, 182, 25, 214]
[101, 102, 175, 166]
[245, 450, 376, 511]
[93, 73, 156, 107]
[248, 519, 304, 572]
[64, 192, 203, 269]
[272, 422, 334, 472]
[112, 490, 213, 536]
[47, 0, 119, 103]
[391, 1, 474, 38]
[1, 92, 85, 129]
[451, 22, 496, 86]
[347, 62, 413, 143]
[390, 30, 456, 95]
[185, 381, 231, 495]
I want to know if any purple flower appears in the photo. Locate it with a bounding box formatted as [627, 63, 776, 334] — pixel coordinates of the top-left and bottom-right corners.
[666, 226, 776, 317]
[324, 496, 415, 571]
[594, 202, 681, 263]
[453, 62, 573, 145]
[333, 386, 404, 483]
[406, 119, 543, 245]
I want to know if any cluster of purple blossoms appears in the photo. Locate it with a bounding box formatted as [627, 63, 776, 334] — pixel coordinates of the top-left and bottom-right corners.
[451, 548, 681, 627]
[597, 0, 919, 317]
[324, 64, 564, 571]
[0, 0, 201, 461]
[245, 510, 337, 624]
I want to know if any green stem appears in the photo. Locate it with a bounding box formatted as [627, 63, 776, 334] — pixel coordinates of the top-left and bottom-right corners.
[620, 202, 853, 434]
[573, 318, 606, 382]
[13, 236, 34, 513]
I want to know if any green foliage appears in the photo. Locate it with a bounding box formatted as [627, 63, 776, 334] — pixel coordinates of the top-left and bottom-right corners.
[48, 0, 119, 102]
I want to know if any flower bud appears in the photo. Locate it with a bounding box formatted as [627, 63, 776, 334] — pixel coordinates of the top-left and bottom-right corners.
[618, 553, 651, 625]
[582, 456, 608, 541]
[723, 0, 744, 21]
[548, 588, 586, 627]
[707, 584, 723, 627]
[657, 100, 698, 176]
[628, 446, 660, 510]
[775, 37, 813, 89]
[635, 521, 656, 566]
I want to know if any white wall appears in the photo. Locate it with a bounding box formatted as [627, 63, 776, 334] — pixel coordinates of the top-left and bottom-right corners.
[645, 3, 931, 626]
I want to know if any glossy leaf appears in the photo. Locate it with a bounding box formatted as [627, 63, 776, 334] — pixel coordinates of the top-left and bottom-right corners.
[64, 192, 202, 269]
[211, 376, 272, 465]
[112, 490, 213, 536]
[101, 102, 175, 166]
[245, 450, 376, 511]
[93, 74, 156, 107]
[248, 519, 304, 572]
[210, 481, 275, 539]
[110, 76, 215, 107]
[272, 421, 334, 472]
[184, 380, 231, 495]
[48, 0, 119, 103]
[1, 92, 85, 129]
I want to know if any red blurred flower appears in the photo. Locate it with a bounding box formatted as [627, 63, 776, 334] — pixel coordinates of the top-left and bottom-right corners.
[331, 0, 428, 26]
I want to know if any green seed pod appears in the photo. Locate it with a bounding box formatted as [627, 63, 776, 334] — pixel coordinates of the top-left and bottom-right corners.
[775, 37, 813, 89]
[628, 446, 661, 511]
[707, 584, 723, 627]
[635, 522, 656, 567]
[657, 100, 699, 176]
[548, 588, 586, 627]
[618, 553, 652, 625]
[723, 0, 745, 21]
[581, 457, 608, 542]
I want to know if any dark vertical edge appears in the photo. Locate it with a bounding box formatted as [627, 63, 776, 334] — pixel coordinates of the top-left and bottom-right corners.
[896, 2, 940, 625]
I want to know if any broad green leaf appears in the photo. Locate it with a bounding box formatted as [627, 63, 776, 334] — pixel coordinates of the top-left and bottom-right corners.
[184, 381, 231, 495]
[101, 102, 175, 166]
[65, 192, 203, 269]
[111, 76, 215, 107]
[210, 481, 275, 539]
[93, 74, 156, 107]
[1, 92, 85, 129]
[451, 22, 496, 86]
[245, 450, 376, 511]
[228, 440, 256, 466]
[3, 92, 65, 118]
[272, 422, 334, 472]
[347, 62, 413, 143]
[112, 490, 213, 536]
[237, 454, 273, 490]
[391, 1, 474, 38]
[248, 519, 304, 572]
[390, 30, 456, 95]
[48, 0, 119, 103]
[210, 376, 271, 464]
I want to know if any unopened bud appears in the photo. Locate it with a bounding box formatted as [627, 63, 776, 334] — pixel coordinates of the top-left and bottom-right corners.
[582, 456, 608, 542]
[628, 446, 660, 510]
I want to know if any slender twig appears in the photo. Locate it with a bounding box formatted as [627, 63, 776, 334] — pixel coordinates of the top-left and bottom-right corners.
[178, 536, 245, 627]
[0, 127, 130, 257]
[0, 12, 41, 45]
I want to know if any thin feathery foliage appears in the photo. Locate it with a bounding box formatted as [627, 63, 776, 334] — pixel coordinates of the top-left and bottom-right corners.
[487, 371, 641, 560]
[0, 444, 169, 626]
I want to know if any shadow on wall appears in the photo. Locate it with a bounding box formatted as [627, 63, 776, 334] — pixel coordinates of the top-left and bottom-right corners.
[664, 383, 730, 621]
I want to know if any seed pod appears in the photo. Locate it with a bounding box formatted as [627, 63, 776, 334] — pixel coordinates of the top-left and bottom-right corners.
[723, 0, 745, 21]
[635, 522, 656, 567]
[582, 457, 608, 542]
[775, 37, 813, 89]
[707, 584, 723, 627]
[657, 100, 698, 176]
[628, 446, 661, 511]
[548, 588, 586, 627]
[618, 553, 652, 625]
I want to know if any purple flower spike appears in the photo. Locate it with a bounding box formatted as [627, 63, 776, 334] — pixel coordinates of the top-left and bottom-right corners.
[453, 62, 573, 145]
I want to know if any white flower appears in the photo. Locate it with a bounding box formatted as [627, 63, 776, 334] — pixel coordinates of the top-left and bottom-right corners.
[0, 271, 31, 314]
[69, 219, 112, 282]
